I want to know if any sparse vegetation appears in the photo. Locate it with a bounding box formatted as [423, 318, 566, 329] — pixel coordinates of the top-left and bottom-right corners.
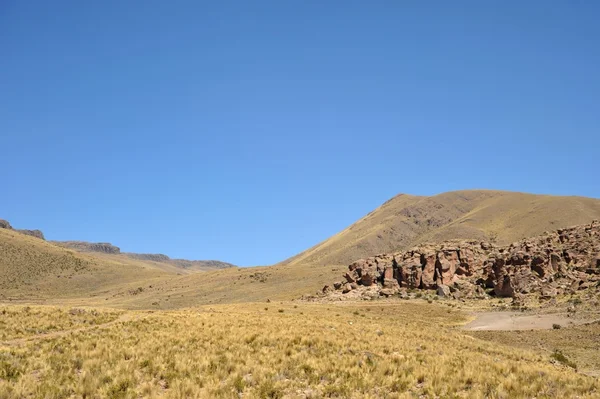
[551, 350, 578, 370]
[0, 302, 598, 398]
[0, 305, 122, 340]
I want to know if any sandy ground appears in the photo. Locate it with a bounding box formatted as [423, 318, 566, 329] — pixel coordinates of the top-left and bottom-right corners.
[463, 312, 589, 331]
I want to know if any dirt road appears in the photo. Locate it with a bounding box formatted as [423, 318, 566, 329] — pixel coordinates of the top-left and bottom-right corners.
[463, 312, 585, 331]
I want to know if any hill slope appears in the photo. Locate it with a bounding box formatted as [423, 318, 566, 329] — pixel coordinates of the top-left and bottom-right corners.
[0, 228, 175, 301]
[51, 241, 236, 271]
[281, 190, 600, 267]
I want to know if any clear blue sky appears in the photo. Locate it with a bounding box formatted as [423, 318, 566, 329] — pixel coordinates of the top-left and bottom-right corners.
[1, 1, 599, 266]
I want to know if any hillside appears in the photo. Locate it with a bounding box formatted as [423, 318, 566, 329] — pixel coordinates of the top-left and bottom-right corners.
[281, 190, 600, 268]
[52, 241, 236, 271]
[123, 253, 235, 271]
[321, 220, 600, 301]
[0, 228, 174, 302]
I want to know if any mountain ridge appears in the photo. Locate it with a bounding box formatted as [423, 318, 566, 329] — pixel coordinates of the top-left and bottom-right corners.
[280, 189, 600, 268]
[0, 218, 236, 271]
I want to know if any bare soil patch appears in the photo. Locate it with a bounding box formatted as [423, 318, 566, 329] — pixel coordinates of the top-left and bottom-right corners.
[463, 311, 591, 331]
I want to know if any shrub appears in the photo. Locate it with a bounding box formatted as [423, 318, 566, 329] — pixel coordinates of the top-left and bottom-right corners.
[551, 350, 577, 370]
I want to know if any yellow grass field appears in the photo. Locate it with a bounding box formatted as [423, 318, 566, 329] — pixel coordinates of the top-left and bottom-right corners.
[1, 301, 598, 399]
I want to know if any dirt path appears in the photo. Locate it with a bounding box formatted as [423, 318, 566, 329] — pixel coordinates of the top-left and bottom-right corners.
[462, 312, 589, 331]
[0, 312, 144, 348]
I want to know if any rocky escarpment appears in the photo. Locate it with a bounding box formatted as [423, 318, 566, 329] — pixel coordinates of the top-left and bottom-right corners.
[321, 221, 600, 301]
[125, 253, 171, 262]
[53, 241, 121, 254]
[0, 219, 45, 240]
[16, 229, 45, 240]
[124, 253, 235, 270]
[169, 259, 235, 270]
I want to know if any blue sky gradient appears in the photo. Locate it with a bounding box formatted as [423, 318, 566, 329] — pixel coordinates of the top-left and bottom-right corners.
[1, 1, 599, 265]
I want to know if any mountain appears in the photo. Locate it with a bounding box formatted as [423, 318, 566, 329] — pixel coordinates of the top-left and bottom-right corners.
[4, 189, 600, 308]
[123, 253, 235, 271]
[0, 227, 172, 302]
[51, 240, 236, 271]
[281, 190, 600, 268]
[0, 218, 45, 240]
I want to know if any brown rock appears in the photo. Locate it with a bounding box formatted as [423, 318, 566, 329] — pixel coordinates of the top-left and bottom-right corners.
[17, 229, 45, 240]
[436, 284, 451, 297]
[0, 219, 12, 229]
[344, 272, 356, 284]
[360, 272, 376, 286]
[397, 253, 422, 288]
[380, 288, 399, 297]
[421, 251, 437, 289]
[436, 250, 459, 285]
[383, 266, 394, 280]
[321, 221, 600, 302]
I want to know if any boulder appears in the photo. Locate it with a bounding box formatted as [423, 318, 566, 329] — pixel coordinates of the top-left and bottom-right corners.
[436, 284, 451, 298]
[344, 272, 356, 284]
[380, 288, 399, 297]
[360, 272, 376, 286]
[0, 219, 12, 229]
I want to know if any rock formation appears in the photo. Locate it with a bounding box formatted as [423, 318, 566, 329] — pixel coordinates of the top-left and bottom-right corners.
[323, 221, 600, 301]
[0, 218, 45, 240]
[124, 253, 235, 270]
[53, 241, 121, 254]
[16, 229, 45, 240]
[125, 253, 171, 262]
[0, 219, 12, 229]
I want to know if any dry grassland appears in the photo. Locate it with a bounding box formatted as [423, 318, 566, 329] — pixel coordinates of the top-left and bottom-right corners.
[1, 301, 597, 398]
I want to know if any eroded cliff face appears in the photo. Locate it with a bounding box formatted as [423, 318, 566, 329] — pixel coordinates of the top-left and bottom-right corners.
[0, 219, 45, 240]
[322, 221, 600, 301]
[52, 241, 121, 254]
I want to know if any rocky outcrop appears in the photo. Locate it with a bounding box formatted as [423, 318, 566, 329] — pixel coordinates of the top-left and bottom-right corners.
[1, 218, 235, 271]
[323, 221, 600, 301]
[169, 259, 236, 270]
[0, 219, 12, 229]
[16, 229, 45, 240]
[0, 218, 45, 240]
[124, 253, 236, 270]
[125, 253, 171, 262]
[53, 241, 121, 254]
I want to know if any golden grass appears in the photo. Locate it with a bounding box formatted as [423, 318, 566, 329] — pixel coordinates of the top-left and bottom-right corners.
[281, 190, 600, 267]
[470, 320, 600, 377]
[0, 305, 122, 341]
[1, 302, 598, 398]
[0, 229, 182, 304]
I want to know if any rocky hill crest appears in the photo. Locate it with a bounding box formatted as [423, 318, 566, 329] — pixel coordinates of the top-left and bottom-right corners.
[0, 219, 45, 240]
[53, 241, 121, 254]
[124, 253, 235, 270]
[322, 221, 600, 302]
